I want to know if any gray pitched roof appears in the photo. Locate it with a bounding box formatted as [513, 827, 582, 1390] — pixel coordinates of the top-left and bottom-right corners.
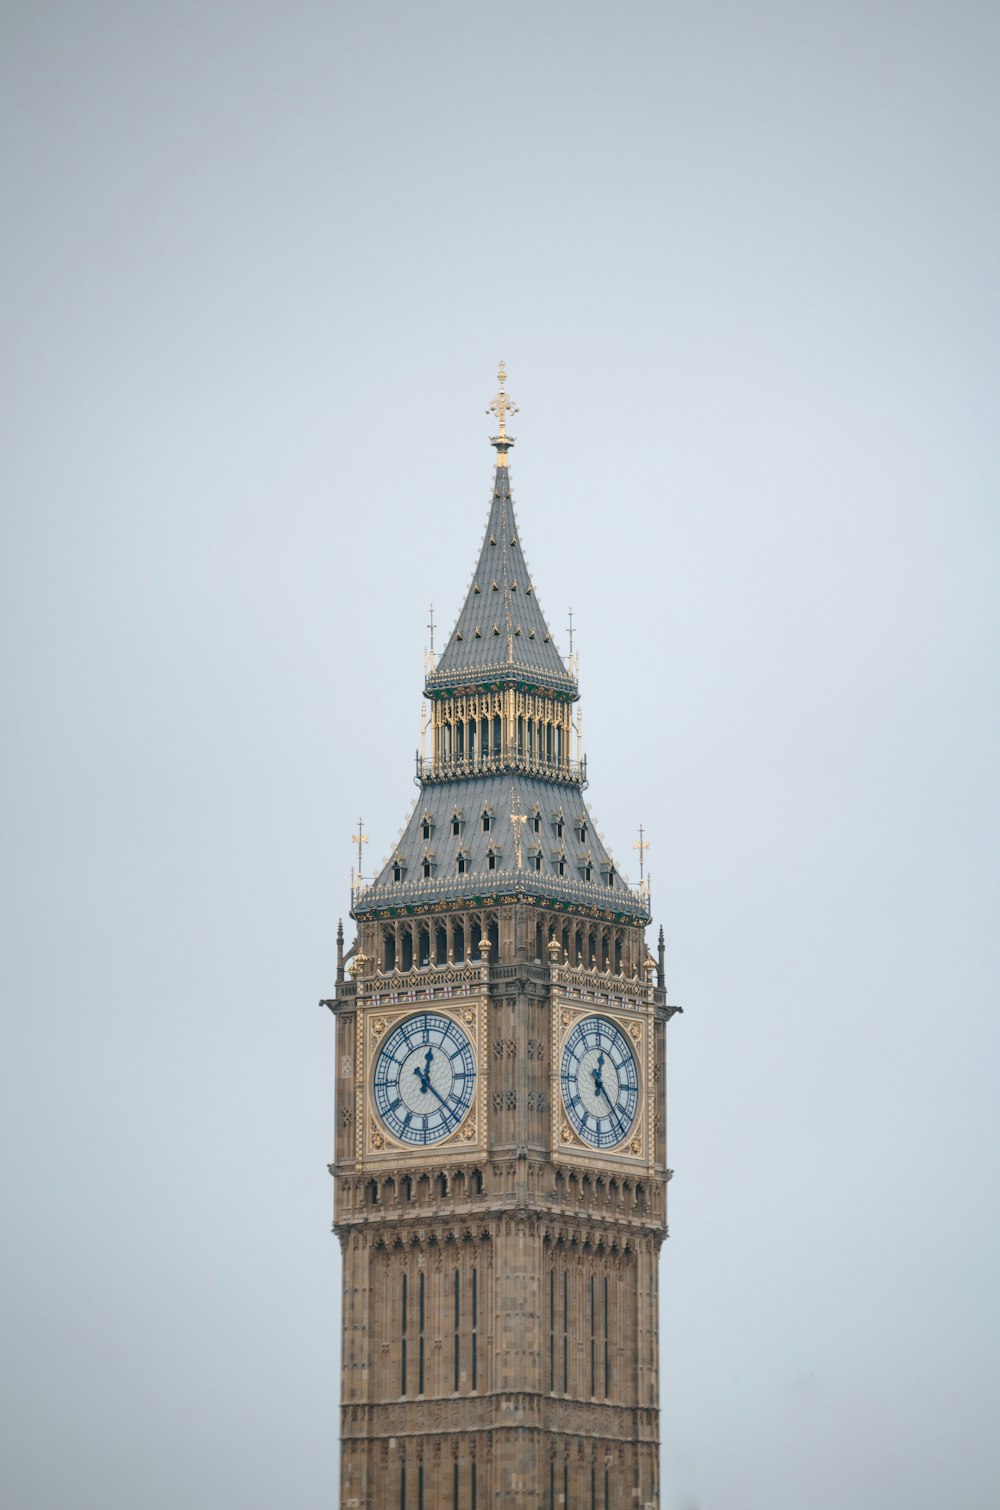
[354, 775, 648, 921]
[426, 464, 577, 696]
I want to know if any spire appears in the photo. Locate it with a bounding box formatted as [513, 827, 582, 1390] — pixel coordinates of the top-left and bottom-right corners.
[427, 364, 576, 698]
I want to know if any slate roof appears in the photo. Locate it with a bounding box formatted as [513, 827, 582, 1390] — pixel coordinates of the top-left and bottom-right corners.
[354, 775, 649, 922]
[425, 463, 577, 697]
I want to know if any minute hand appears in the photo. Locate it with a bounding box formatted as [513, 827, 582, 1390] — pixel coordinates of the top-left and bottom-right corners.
[592, 1072, 615, 1110]
[422, 1079, 454, 1114]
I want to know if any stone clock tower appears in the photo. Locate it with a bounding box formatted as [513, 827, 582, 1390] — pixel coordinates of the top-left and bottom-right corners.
[325, 367, 680, 1509]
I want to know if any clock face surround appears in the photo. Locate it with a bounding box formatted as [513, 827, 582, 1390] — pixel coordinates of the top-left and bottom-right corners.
[560, 1014, 640, 1149]
[372, 1011, 476, 1146]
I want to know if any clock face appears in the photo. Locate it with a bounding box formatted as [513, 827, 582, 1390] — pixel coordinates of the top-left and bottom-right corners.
[560, 1015, 640, 1149]
[372, 1012, 476, 1146]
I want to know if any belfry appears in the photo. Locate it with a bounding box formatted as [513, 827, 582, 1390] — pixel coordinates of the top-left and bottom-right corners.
[325, 366, 679, 1508]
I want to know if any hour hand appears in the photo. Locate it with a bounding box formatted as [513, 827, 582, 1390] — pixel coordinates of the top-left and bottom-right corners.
[412, 1046, 434, 1092]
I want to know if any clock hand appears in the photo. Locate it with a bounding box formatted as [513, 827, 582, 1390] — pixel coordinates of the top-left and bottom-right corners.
[591, 1062, 615, 1110]
[412, 1045, 435, 1093]
[422, 1079, 453, 1114]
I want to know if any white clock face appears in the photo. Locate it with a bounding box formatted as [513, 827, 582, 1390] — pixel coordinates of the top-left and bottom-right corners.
[372, 1012, 476, 1146]
[560, 1015, 639, 1149]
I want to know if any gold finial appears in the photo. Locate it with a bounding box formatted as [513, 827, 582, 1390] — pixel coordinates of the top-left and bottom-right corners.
[487, 360, 518, 464]
[351, 817, 368, 882]
[633, 824, 650, 883]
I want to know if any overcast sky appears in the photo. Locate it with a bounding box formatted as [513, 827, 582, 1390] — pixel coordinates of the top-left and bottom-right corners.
[1, 3, 997, 1508]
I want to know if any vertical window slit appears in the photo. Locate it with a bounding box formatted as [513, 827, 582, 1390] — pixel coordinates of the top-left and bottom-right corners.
[453, 1268, 460, 1391]
[562, 1269, 569, 1392]
[590, 1274, 596, 1396]
[401, 1272, 408, 1396]
[471, 1267, 478, 1389]
[418, 1271, 425, 1395]
[603, 1274, 610, 1396]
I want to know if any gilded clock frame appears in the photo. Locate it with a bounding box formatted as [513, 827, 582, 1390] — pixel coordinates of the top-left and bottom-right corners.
[551, 997, 652, 1164]
[357, 992, 488, 1161]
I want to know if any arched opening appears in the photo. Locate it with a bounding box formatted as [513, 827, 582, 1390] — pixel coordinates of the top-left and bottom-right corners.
[453, 922, 465, 963]
[435, 925, 447, 965]
[470, 919, 482, 960]
[383, 928, 396, 972]
[401, 930, 413, 971]
[488, 917, 500, 959]
[418, 926, 430, 966]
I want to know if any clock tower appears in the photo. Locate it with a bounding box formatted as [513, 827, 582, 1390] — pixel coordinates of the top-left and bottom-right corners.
[325, 367, 679, 1508]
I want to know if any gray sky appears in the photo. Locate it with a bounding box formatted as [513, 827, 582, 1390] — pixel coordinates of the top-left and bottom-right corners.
[1, 3, 997, 1507]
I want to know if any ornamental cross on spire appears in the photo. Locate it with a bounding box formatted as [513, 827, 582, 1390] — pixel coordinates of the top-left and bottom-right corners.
[487, 360, 518, 454]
